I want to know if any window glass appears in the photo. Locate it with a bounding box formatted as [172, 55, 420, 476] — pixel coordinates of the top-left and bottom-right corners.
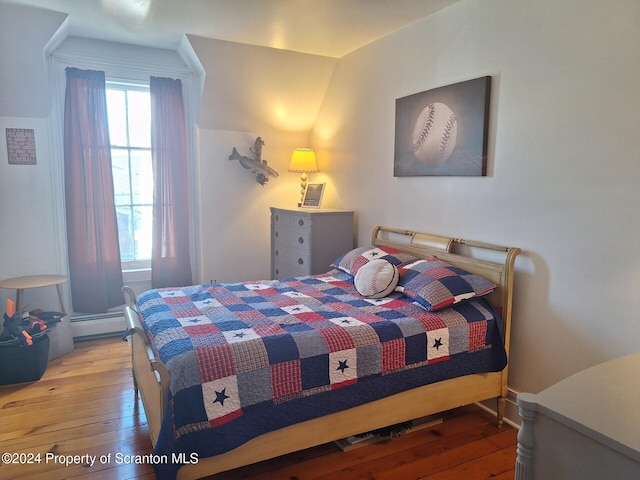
[130, 150, 153, 205]
[106, 84, 153, 267]
[111, 148, 131, 206]
[116, 205, 134, 262]
[106, 89, 127, 146]
[133, 205, 153, 260]
[127, 90, 151, 148]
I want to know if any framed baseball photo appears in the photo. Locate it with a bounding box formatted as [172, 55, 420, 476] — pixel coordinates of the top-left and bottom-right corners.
[394, 76, 491, 177]
[302, 182, 325, 208]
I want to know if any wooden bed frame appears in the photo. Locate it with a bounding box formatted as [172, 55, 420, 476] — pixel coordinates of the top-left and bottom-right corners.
[123, 226, 520, 480]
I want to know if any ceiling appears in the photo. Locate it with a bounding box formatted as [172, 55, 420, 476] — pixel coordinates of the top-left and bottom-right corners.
[4, 0, 458, 58]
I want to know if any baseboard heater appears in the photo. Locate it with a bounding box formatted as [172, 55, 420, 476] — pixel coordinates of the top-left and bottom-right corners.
[69, 311, 126, 340]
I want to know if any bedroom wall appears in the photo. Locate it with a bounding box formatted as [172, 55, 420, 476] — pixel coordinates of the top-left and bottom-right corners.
[0, 4, 68, 314]
[187, 36, 337, 283]
[311, 0, 640, 394]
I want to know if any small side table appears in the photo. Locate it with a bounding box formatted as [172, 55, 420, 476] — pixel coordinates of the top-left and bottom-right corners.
[0, 274, 73, 360]
[0, 274, 67, 315]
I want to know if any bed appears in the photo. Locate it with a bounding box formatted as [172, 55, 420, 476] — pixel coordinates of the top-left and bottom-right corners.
[123, 226, 520, 480]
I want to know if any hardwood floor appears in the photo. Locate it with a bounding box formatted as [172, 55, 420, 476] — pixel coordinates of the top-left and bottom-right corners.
[0, 337, 517, 479]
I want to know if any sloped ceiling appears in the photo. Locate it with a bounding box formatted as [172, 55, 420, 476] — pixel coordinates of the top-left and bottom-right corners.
[4, 0, 459, 57]
[1, 1, 458, 124]
[189, 36, 337, 132]
[0, 4, 68, 117]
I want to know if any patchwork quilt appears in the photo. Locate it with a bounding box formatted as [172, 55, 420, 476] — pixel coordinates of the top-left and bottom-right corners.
[136, 270, 507, 479]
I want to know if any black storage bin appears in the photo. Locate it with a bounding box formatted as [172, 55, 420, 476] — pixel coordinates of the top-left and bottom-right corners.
[0, 333, 50, 385]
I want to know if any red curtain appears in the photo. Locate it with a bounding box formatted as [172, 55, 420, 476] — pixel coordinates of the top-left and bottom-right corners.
[150, 76, 193, 288]
[63, 67, 124, 313]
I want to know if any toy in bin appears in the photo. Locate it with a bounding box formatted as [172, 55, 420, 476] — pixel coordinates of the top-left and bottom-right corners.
[1, 298, 33, 345]
[0, 298, 51, 385]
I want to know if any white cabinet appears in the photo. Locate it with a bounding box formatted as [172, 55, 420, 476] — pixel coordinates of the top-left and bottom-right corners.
[516, 353, 640, 480]
[270, 207, 354, 280]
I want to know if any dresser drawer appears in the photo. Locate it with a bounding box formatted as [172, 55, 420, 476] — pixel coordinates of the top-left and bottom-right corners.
[272, 210, 311, 230]
[273, 249, 309, 267]
[272, 227, 310, 249]
[272, 256, 309, 279]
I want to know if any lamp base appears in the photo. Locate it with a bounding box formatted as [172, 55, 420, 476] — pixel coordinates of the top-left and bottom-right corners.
[298, 172, 308, 207]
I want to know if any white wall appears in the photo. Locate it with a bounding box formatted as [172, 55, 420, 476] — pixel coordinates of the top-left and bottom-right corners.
[197, 128, 307, 283]
[189, 37, 337, 283]
[0, 116, 63, 313]
[0, 4, 67, 314]
[311, 0, 640, 393]
[0, 3, 67, 118]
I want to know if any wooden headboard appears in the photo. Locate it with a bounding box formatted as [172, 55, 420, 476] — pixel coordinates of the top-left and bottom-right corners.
[371, 226, 521, 354]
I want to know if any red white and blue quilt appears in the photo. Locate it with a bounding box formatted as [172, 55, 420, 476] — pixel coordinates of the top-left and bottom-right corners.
[136, 270, 507, 479]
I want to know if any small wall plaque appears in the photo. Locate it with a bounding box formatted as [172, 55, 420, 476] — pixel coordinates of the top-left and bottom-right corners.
[6, 128, 37, 165]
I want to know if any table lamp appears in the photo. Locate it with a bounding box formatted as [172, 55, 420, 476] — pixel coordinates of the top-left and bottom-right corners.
[288, 148, 319, 206]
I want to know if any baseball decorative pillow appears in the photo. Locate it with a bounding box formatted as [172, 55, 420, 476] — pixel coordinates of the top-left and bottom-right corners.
[354, 259, 399, 298]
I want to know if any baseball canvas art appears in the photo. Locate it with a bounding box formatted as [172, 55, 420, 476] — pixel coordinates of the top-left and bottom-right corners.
[394, 76, 491, 176]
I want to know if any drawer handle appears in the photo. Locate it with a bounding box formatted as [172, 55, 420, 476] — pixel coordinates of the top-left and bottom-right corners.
[298, 258, 304, 265]
[298, 237, 304, 244]
[275, 250, 279, 256]
[275, 231, 279, 237]
[275, 214, 279, 221]
[275, 268, 279, 275]
[298, 219, 304, 226]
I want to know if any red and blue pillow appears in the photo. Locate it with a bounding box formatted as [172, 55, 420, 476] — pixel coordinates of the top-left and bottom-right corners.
[396, 256, 496, 312]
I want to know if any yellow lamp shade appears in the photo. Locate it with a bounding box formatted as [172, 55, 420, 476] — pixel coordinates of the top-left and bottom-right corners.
[288, 148, 319, 173]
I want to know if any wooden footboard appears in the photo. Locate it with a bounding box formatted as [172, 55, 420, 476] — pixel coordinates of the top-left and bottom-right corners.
[123, 303, 169, 447]
[176, 371, 506, 480]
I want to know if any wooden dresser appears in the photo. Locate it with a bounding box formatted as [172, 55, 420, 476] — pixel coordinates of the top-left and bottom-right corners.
[515, 352, 640, 480]
[270, 207, 354, 280]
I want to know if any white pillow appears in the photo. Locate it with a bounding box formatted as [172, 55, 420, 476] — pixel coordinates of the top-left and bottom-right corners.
[354, 259, 399, 298]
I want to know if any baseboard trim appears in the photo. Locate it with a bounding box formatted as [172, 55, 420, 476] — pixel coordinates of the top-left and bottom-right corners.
[475, 387, 521, 429]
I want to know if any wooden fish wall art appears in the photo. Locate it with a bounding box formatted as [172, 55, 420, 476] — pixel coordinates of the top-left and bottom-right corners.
[229, 137, 279, 185]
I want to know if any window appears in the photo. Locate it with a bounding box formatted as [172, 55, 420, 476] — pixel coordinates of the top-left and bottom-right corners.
[106, 83, 153, 271]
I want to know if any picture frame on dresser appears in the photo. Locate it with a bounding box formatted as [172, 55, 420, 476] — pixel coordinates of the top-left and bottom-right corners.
[301, 182, 325, 208]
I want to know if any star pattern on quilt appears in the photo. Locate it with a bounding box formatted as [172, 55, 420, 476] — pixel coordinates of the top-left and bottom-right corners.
[214, 388, 230, 406]
[433, 338, 443, 350]
[337, 360, 349, 373]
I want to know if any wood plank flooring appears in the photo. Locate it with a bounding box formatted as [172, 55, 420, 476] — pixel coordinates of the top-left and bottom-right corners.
[0, 337, 517, 479]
